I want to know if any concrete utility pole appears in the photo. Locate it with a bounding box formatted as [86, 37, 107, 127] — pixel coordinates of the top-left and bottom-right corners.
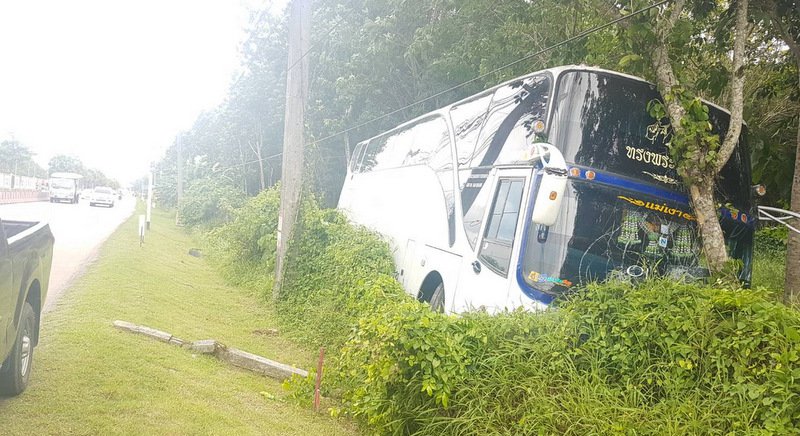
[175, 135, 184, 225]
[274, 0, 310, 299]
[146, 170, 154, 230]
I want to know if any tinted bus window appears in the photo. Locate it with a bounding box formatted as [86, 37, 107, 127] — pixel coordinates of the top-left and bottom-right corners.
[409, 116, 457, 246]
[480, 178, 525, 276]
[350, 142, 367, 172]
[550, 70, 752, 214]
[471, 76, 550, 168]
[407, 117, 451, 168]
[450, 93, 493, 167]
[550, 71, 681, 188]
[360, 127, 414, 172]
[462, 167, 492, 249]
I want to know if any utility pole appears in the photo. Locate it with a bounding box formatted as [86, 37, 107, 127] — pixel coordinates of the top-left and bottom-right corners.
[344, 131, 351, 165]
[146, 170, 154, 230]
[175, 135, 184, 225]
[274, 0, 310, 299]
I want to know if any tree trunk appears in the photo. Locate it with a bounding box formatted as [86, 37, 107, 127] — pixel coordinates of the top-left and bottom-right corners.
[256, 145, 266, 192]
[237, 140, 248, 194]
[688, 177, 730, 274]
[784, 66, 800, 305]
[648, 0, 749, 277]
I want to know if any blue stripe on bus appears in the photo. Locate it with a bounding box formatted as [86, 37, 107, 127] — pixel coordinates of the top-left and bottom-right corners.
[569, 166, 756, 226]
[568, 165, 690, 204]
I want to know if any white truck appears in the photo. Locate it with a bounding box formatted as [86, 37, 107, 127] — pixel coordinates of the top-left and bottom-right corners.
[49, 172, 83, 204]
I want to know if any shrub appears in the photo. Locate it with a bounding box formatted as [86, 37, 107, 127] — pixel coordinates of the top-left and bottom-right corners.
[202, 192, 800, 434]
[336, 281, 800, 435]
[755, 225, 788, 257]
[178, 178, 246, 229]
[277, 198, 404, 351]
[205, 187, 281, 288]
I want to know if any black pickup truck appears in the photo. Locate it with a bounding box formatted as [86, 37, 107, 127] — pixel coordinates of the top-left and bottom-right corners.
[0, 218, 54, 396]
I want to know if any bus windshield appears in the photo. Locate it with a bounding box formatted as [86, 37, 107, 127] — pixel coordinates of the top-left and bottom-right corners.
[548, 69, 751, 212]
[521, 180, 703, 295]
[524, 69, 756, 293]
[50, 178, 75, 190]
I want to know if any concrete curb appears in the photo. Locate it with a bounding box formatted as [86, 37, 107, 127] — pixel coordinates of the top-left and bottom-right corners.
[112, 320, 309, 381]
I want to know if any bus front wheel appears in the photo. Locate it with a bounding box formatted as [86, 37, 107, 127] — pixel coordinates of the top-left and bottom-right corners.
[429, 283, 445, 313]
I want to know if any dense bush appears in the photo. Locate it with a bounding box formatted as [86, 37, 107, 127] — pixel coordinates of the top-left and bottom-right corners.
[337, 281, 800, 435]
[205, 186, 405, 349]
[755, 225, 789, 257]
[202, 191, 799, 434]
[277, 197, 404, 351]
[205, 187, 281, 288]
[178, 178, 246, 229]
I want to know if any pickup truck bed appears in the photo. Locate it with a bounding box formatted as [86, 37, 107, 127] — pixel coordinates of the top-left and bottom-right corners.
[3, 220, 37, 239]
[0, 218, 54, 396]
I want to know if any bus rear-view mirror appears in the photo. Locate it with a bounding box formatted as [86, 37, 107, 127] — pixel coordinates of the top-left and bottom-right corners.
[529, 143, 568, 226]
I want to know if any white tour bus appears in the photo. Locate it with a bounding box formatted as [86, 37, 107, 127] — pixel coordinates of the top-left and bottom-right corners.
[338, 65, 755, 313]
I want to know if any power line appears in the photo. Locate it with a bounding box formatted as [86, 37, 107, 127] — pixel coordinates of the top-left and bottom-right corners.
[305, 0, 670, 148]
[212, 151, 283, 173]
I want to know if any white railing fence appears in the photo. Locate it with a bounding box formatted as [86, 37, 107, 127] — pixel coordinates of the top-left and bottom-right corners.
[758, 206, 800, 235]
[0, 172, 47, 191]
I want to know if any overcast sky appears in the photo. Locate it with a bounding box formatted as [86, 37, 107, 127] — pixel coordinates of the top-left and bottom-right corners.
[0, 0, 285, 184]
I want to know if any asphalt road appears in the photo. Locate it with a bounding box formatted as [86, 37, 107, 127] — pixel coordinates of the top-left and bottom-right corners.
[0, 196, 136, 312]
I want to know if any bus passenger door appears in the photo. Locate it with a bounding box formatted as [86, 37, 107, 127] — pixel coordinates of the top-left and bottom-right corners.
[457, 168, 532, 312]
[401, 239, 418, 289]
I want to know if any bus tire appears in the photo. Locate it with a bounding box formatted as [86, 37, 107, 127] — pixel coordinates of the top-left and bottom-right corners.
[430, 283, 445, 313]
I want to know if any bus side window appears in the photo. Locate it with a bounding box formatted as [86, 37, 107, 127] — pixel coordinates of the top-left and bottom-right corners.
[450, 93, 493, 167]
[472, 76, 550, 168]
[361, 128, 415, 173]
[479, 178, 525, 276]
[350, 142, 367, 173]
[462, 168, 492, 249]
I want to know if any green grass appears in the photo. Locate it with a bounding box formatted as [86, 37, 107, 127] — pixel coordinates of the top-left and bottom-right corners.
[0, 207, 357, 435]
[752, 227, 788, 295]
[752, 252, 786, 293]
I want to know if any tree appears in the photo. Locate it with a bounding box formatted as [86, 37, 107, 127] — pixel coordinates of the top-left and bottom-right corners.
[595, 0, 750, 277]
[157, 0, 796, 286]
[745, 53, 798, 208]
[763, 0, 800, 303]
[48, 154, 85, 174]
[0, 139, 46, 177]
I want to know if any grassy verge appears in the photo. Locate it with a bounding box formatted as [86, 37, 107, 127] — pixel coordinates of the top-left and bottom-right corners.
[0, 207, 357, 435]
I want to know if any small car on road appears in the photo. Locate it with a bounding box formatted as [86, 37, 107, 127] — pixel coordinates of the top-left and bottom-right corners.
[89, 187, 115, 208]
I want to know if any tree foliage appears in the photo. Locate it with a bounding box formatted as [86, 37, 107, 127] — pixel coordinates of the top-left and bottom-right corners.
[156, 0, 797, 278]
[0, 139, 47, 178]
[160, 0, 795, 208]
[47, 154, 119, 188]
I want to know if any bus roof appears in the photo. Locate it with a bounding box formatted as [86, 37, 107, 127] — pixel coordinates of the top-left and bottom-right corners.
[355, 65, 738, 146]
